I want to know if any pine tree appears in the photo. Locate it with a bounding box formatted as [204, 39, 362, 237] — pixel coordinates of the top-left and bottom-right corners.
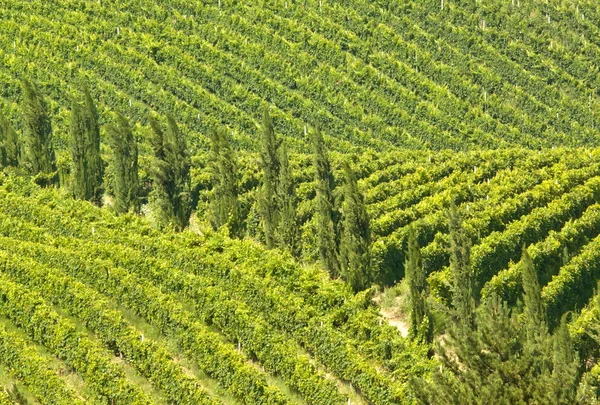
[275, 141, 298, 255]
[148, 114, 192, 230]
[69, 86, 103, 203]
[311, 126, 340, 277]
[339, 161, 371, 292]
[208, 128, 241, 237]
[448, 200, 475, 329]
[21, 80, 56, 180]
[107, 112, 138, 214]
[0, 108, 20, 168]
[521, 245, 546, 341]
[258, 107, 280, 249]
[406, 225, 432, 342]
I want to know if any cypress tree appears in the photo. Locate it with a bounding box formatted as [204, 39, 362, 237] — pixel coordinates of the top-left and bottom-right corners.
[521, 245, 546, 341]
[208, 128, 241, 237]
[107, 112, 138, 214]
[406, 225, 432, 342]
[311, 126, 340, 277]
[148, 114, 192, 230]
[258, 107, 280, 249]
[0, 108, 20, 168]
[21, 80, 56, 179]
[69, 86, 103, 203]
[275, 141, 298, 255]
[448, 200, 475, 329]
[339, 161, 371, 292]
[83, 86, 103, 203]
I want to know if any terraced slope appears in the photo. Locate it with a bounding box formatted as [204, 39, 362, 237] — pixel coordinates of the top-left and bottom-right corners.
[1, 0, 600, 151]
[3, 148, 600, 403]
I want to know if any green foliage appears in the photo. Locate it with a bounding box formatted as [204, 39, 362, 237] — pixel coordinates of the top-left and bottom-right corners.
[20, 80, 56, 182]
[69, 85, 103, 203]
[311, 127, 340, 277]
[275, 141, 298, 255]
[208, 128, 241, 237]
[339, 161, 371, 292]
[148, 114, 192, 230]
[448, 200, 475, 329]
[406, 225, 432, 343]
[259, 107, 281, 249]
[0, 108, 20, 168]
[521, 245, 546, 341]
[107, 112, 139, 214]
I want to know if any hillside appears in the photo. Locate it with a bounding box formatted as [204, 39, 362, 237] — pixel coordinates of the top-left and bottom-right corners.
[2, 0, 600, 150]
[2, 0, 600, 404]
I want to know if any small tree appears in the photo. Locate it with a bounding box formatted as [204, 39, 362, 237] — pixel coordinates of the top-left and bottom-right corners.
[0, 108, 20, 168]
[107, 112, 139, 214]
[148, 114, 191, 230]
[208, 128, 241, 237]
[521, 245, 546, 342]
[21, 80, 56, 181]
[339, 161, 371, 292]
[275, 141, 298, 255]
[311, 126, 340, 277]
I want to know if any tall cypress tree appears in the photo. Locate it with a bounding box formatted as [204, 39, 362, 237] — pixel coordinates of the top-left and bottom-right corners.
[208, 128, 241, 237]
[259, 107, 280, 249]
[406, 225, 431, 342]
[21, 80, 56, 179]
[107, 112, 138, 214]
[276, 141, 298, 255]
[69, 86, 103, 203]
[339, 161, 371, 292]
[148, 114, 191, 230]
[83, 86, 104, 203]
[0, 108, 20, 168]
[521, 245, 546, 341]
[448, 200, 475, 330]
[311, 126, 340, 277]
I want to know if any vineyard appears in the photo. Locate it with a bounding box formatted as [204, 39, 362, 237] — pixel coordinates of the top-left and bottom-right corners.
[2, 0, 600, 404]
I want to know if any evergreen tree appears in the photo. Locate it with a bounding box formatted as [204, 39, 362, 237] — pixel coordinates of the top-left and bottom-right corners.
[275, 141, 298, 255]
[0, 108, 20, 168]
[406, 225, 432, 342]
[69, 86, 103, 203]
[311, 126, 340, 277]
[107, 112, 139, 214]
[258, 107, 280, 249]
[521, 245, 546, 341]
[208, 128, 241, 237]
[148, 114, 192, 230]
[339, 161, 371, 292]
[411, 295, 589, 405]
[21, 80, 56, 179]
[448, 200, 475, 329]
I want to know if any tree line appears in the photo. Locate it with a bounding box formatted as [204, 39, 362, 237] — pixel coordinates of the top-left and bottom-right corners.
[0, 81, 373, 291]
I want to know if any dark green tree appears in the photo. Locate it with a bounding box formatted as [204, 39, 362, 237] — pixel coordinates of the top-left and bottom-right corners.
[208, 128, 241, 237]
[275, 141, 298, 255]
[148, 114, 192, 230]
[107, 112, 139, 214]
[406, 225, 432, 342]
[258, 107, 281, 249]
[448, 200, 475, 329]
[0, 108, 20, 168]
[339, 161, 371, 292]
[311, 126, 340, 277]
[411, 294, 590, 405]
[69, 86, 103, 203]
[21, 80, 56, 180]
[520, 245, 546, 342]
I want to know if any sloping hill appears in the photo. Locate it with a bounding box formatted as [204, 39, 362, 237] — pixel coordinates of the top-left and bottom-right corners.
[1, 0, 600, 151]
